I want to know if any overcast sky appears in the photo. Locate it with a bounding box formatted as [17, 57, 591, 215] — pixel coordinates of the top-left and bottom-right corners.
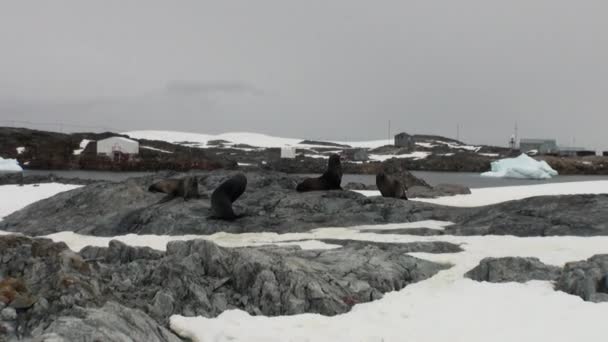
[0, 1, 606, 148]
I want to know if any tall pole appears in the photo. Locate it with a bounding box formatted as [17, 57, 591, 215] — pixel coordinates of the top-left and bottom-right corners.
[388, 120, 391, 145]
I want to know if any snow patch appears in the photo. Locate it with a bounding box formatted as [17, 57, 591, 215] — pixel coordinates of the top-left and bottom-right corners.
[415, 142, 437, 148]
[353, 181, 608, 207]
[141, 146, 173, 153]
[481, 154, 558, 179]
[73, 139, 92, 155]
[16, 147, 26, 155]
[0, 157, 22, 172]
[369, 151, 431, 162]
[124, 130, 391, 149]
[0, 183, 82, 219]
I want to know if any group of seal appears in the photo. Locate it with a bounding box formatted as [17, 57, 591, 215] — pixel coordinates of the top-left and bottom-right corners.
[149, 174, 248, 220]
[296, 154, 408, 200]
[148, 153, 407, 221]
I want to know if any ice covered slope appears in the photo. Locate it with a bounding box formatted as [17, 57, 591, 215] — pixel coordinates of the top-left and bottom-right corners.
[124, 130, 391, 149]
[0, 157, 23, 172]
[481, 154, 558, 179]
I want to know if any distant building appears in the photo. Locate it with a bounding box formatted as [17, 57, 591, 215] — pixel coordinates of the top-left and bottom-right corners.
[394, 132, 415, 150]
[97, 137, 139, 162]
[343, 148, 368, 162]
[558, 147, 596, 157]
[280, 146, 296, 159]
[519, 139, 558, 155]
[604, 151, 608, 157]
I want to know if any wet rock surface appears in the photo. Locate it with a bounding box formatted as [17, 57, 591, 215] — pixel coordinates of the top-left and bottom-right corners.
[465, 257, 562, 283]
[0, 235, 452, 341]
[1, 171, 457, 236]
[0, 172, 98, 186]
[446, 194, 608, 236]
[3, 171, 608, 238]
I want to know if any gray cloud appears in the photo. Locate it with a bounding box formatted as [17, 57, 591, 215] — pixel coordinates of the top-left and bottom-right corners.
[165, 81, 263, 96]
[0, 1, 606, 149]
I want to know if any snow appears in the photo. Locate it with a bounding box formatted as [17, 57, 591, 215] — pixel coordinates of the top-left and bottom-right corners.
[125, 130, 391, 149]
[481, 154, 558, 179]
[479, 153, 500, 157]
[0, 157, 23, 172]
[413, 181, 608, 207]
[302, 154, 329, 159]
[415, 142, 437, 148]
[352, 181, 608, 207]
[0, 183, 82, 219]
[170, 232, 608, 342]
[35, 231, 342, 252]
[141, 146, 173, 153]
[73, 139, 92, 155]
[434, 140, 481, 152]
[368, 151, 431, 162]
[16, 147, 26, 155]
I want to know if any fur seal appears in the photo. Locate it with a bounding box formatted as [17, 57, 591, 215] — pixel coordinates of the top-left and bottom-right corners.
[148, 176, 199, 203]
[376, 172, 408, 200]
[210, 173, 247, 220]
[296, 154, 343, 192]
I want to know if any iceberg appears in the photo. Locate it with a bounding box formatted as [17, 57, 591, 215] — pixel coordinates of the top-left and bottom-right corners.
[481, 154, 558, 180]
[0, 157, 23, 173]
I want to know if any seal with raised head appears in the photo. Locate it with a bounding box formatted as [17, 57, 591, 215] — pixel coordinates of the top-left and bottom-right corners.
[148, 176, 199, 203]
[376, 172, 408, 200]
[210, 173, 248, 220]
[296, 154, 343, 192]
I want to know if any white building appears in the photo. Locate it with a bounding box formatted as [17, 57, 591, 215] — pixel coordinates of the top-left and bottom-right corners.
[97, 137, 139, 161]
[280, 146, 297, 159]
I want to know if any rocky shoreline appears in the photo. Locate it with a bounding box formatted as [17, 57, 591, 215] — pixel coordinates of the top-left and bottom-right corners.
[2, 168, 608, 340]
[0, 235, 453, 341]
[2, 127, 607, 175]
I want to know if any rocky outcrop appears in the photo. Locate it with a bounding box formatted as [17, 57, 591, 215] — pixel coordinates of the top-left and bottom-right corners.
[3, 171, 608, 238]
[1, 171, 456, 236]
[446, 194, 608, 236]
[0, 234, 452, 340]
[465, 257, 561, 283]
[408, 184, 471, 199]
[466, 255, 608, 304]
[555, 255, 608, 303]
[0, 172, 99, 186]
[0, 127, 236, 172]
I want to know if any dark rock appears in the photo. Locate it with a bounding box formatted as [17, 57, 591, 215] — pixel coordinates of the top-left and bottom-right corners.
[343, 182, 377, 191]
[358, 228, 444, 236]
[465, 257, 561, 283]
[556, 254, 608, 303]
[35, 302, 182, 342]
[0, 234, 450, 339]
[1, 171, 456, 236]
[318, 239, 462, 254]
[409, 184, 471, 199]
[0, 173, 97, 186]
[447, 194, 608, 236]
